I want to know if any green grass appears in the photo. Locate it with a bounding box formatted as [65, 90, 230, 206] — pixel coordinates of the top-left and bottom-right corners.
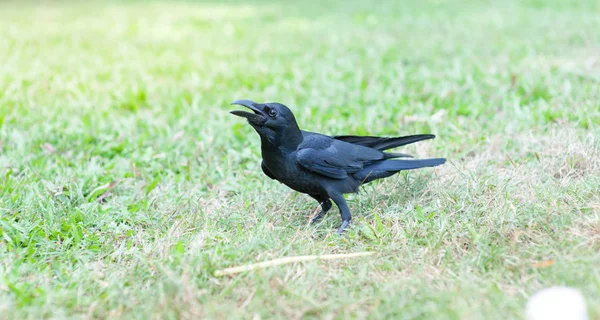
[1, 0, 600, 318]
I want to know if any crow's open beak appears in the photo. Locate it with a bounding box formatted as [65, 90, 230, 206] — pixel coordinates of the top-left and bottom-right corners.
[230, 100, 267, 125]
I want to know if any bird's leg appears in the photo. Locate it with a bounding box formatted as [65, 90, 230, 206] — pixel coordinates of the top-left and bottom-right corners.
[329, 193, 352, 234]
[309, 195, 332, 224]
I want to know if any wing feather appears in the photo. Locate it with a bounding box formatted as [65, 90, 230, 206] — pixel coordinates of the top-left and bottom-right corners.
[296, 136, 384, 180]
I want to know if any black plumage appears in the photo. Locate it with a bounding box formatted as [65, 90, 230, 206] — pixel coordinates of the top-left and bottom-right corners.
[231, 99, 446, 234]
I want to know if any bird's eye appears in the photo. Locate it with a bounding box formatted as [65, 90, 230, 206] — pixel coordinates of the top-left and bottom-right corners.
[268, 109, 277, 117]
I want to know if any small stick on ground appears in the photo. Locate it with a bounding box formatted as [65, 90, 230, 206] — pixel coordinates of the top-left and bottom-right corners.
[214, 252, 374, 276]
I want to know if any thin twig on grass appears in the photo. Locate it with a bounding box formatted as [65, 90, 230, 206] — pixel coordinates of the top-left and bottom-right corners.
[214, 252, 374, 276]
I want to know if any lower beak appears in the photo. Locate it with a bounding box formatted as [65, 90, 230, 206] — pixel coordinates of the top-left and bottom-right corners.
[230, 100, 266, 125]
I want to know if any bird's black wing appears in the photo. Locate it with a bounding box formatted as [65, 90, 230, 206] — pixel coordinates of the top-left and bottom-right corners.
[296, 135, 384, 180]
[334, 134, 435, 153]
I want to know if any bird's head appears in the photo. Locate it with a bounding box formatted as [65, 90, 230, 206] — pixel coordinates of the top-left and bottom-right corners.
[230, 99, 302, 147]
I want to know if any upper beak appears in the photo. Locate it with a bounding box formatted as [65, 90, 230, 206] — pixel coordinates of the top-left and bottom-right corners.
[230, 99, 266, 125]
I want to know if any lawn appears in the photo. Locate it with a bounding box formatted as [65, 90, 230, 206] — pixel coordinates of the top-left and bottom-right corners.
[1, 0, 599, 319]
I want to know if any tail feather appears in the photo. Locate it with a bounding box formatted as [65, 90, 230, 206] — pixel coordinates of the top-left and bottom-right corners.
[354, 158, 446, 184]
[334, 134, 436, 151]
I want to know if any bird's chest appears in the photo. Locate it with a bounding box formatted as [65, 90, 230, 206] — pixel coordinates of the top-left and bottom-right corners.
[261, 150, 297, 179]
[261, 149, 320, 193]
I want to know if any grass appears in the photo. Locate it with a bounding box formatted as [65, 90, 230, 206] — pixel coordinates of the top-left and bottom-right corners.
[1, 0, 599, 318]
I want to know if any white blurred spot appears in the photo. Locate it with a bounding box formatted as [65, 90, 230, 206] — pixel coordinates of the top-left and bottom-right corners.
[526, 287, 588, 320]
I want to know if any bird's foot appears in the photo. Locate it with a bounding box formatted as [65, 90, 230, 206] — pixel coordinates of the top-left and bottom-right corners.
[311, 211, 327, 224]
[336, 220, 350, 235]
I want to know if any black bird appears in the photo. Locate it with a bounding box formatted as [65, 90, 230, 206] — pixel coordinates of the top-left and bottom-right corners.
[230, 99, 446, 234]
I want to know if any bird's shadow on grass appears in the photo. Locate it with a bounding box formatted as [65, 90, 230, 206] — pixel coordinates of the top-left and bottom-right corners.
[283, 172, 438, 239]
[358, 172, 436, 207]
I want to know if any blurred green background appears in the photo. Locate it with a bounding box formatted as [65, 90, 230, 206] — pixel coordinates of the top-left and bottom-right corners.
[0, 0, 599, 319]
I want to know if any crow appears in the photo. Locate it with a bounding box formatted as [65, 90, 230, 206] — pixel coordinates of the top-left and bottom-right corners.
[230, 99, 446, 234]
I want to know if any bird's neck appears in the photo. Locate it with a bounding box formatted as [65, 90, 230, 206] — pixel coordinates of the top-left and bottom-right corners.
[261, 125, 303, 152]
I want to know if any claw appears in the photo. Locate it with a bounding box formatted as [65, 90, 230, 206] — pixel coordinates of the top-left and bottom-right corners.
[336, 220, 350, 234]
[311, 212, 326, 224]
